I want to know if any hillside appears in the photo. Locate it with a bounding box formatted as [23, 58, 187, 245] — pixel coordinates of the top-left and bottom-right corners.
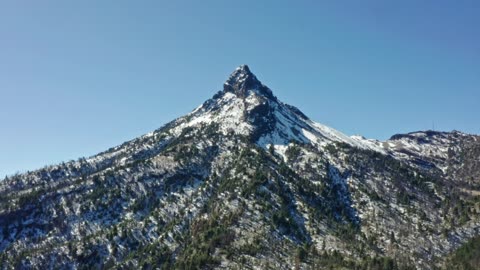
[1, 65, 479, 270]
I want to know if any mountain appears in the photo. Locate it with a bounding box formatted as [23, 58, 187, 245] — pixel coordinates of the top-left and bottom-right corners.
[1, 65, 479, 270]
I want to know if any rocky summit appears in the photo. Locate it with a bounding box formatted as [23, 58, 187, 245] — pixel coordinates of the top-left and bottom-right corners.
[0, 65, 479, 270]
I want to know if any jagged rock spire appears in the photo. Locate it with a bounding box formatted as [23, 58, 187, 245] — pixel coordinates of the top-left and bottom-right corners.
[223, 65, 275, 100]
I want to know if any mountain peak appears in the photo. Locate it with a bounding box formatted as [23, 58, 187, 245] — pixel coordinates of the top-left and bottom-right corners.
[223, 65, 275, 100]
[236, 64, 252, 74]
[2, 63, 479, 270]
[225, 64, 254, 81]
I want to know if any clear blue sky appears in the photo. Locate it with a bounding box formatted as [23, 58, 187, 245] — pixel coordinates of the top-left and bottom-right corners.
[1, 1, 479, 177]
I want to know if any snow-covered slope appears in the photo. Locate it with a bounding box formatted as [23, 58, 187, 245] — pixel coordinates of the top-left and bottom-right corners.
[173, 65, 386, 157]
[0, 65, 479, 270]
[351, 130, 471, 173]
[385, 131, 464, 163]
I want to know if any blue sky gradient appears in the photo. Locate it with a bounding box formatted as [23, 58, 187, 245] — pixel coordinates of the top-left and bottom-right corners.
[1, 0, 479, 176]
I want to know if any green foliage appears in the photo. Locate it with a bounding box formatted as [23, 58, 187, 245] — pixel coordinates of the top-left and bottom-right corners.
[238, 237, 264, 256]
[295, 243, 309, 262]
[360, 256, 399, 270]
[397, 189, 412, 205]
[390, 231, 396, 243]
[174, 210, 238, 270]
[134, 242, 173, 269]
[272, 208, 293, 231]
[17, 187, 46, 207]
[454, 200, 471, 225]
[324, 143, 337, 155]
[445, 235, 480, 270]
[285, 144, 301, 161]
[130, 195, 148, 213]
[307, 248, 414, 270]
[334, 222, 359, 242]
[173, 144, 199, 163]
[268, 144, 275, 155]
[242, 169, 269, 197]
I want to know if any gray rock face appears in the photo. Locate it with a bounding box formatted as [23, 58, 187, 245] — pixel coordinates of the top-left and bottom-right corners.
[223, 64, 275, 100]
[0, 66, 479, 270]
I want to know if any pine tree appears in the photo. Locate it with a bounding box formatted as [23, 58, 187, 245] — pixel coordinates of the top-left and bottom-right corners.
[390, 231, 396, 243]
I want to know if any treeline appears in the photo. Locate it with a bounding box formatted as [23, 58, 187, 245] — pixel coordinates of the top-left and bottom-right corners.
[445, 236, 480, 270]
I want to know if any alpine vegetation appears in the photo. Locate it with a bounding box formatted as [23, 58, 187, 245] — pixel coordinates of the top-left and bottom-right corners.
[1, 65, 479, 270]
